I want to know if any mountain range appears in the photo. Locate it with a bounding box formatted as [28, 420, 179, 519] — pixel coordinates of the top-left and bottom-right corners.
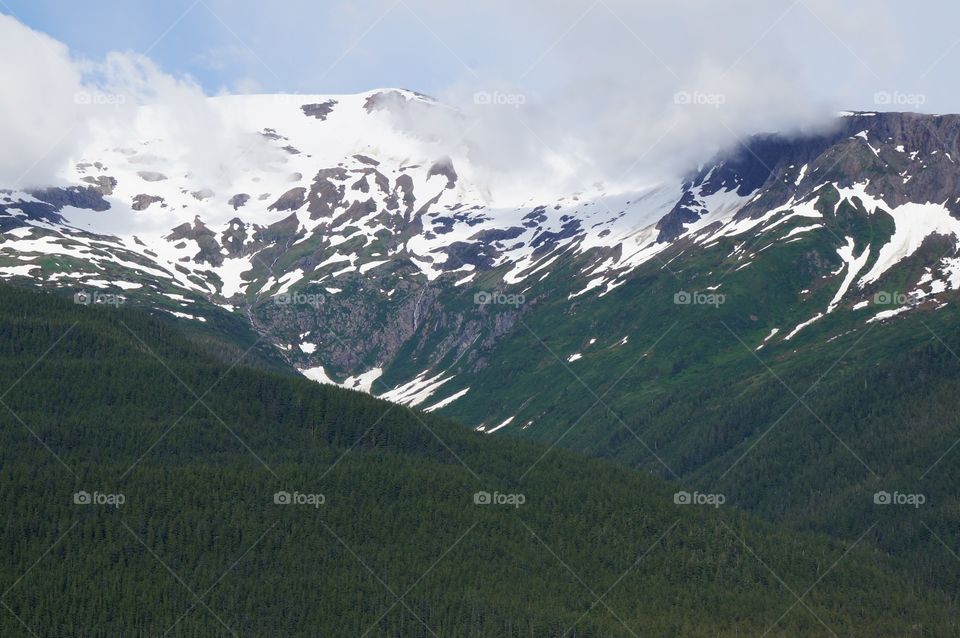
[3, 91, 960, 423]
[5, 88, 960, 634]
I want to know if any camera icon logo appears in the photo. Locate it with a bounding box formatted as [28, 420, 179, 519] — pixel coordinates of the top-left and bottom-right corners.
[673, 291, 692, 305]
[873, 491, 892, 505]
[673, 491, 691, 505]
[274, 490, 292, 505]
[673, 91, 692, 105]
[73, 490, 92, 505]
[74, 291, 92, 305]
[473, 91, 492, 106]
[474, 291, 492, 306]
[473, 491, 492, 505]
[874, 291, 907, 305]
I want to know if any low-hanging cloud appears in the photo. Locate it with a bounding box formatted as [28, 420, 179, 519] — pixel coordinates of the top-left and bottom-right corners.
[388, 0, 895, 199]
[0, 14, 280, 190]
[0, 14, 87, 188]
[0, 0, 927, 201]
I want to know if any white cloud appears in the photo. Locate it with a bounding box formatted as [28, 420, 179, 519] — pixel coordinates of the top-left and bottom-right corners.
[0, 1, 942, 199]
[298, 0, 879, 199]
[89, 52, 282, 188]
[0, 14, 88, 187]
[0, 14, 279, 190]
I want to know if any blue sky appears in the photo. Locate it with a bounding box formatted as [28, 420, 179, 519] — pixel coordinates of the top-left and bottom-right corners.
[0, 0, 501, 96]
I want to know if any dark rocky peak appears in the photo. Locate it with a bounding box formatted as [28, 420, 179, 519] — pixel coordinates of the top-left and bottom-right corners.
[363, 89, 440, 115]
[301, 100, 337, 120]
[364, 90, 407, 113]
[737, 112, 960, 216]
[656, 112, 960, 242]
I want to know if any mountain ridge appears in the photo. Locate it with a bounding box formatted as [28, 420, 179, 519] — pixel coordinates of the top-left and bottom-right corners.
[2, 96, 960, 420]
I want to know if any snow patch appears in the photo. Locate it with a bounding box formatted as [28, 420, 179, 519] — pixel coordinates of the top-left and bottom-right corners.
[486, 417, 514, 434]
[424, 387, 471, 412]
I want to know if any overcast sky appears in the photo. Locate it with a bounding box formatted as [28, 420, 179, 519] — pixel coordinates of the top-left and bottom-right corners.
[5, 0, 956, 109]
[2, 0, 959, 191]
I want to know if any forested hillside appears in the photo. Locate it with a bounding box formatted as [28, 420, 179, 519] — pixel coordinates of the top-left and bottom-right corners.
[0, 284, 955, 636]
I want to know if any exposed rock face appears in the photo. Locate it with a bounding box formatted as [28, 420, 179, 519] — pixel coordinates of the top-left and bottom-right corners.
[363, 91, 401, 113]
[228, 193, 250, 210]
[132, 194, 164, 211]
[362, 89, 437, 114]
[269, 187, 307, 212]
[166, 217, 224, 266]
[81, 175, 117, 196]
[307, 169, 348, 218]
[655, 190, 703, 243]
[656, 112, 960, 243]
[301, 100, 337, 120]
[353, 154, 380, 166]
[29, 186, 111, 212]
[0, 200, 65, 224]
[6, 97, 960, 421]
[220, 218, 248, 257]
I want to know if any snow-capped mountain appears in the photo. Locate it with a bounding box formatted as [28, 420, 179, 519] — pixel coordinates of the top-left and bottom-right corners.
[0, 89, 682, 306]
[2, 91, 960, 426]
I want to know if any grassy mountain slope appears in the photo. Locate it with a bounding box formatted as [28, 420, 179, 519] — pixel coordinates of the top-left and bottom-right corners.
[428, 190, 960, 595]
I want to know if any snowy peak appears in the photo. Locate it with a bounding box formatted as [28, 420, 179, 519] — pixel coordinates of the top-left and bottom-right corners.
[4, 97, 960, 411]
[2, 90, 693, 302]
